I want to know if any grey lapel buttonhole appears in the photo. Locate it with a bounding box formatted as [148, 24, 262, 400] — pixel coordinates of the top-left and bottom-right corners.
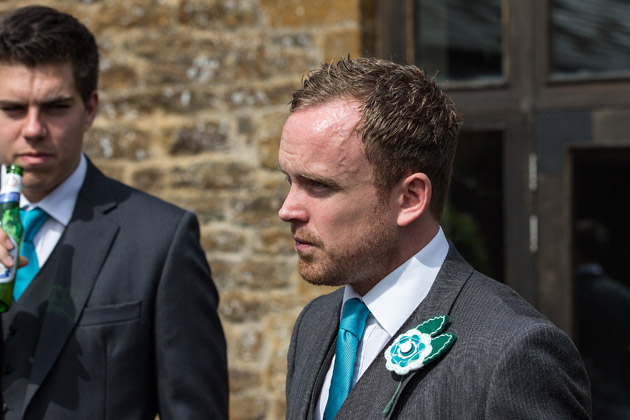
[382, 315, 456, 416]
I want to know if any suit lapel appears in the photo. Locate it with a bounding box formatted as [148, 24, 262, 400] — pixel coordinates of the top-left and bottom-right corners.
[298, 292, 342, 420]
[23, 162, 120, 411]
[337, 244, 474, 419]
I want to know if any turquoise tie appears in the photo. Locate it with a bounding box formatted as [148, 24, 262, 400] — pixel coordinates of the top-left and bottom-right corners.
[323, 298, 370, 420]
[14, 207, 49, 300]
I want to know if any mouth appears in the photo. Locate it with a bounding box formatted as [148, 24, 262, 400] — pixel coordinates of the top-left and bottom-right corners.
[15, 152, 54, 166]
[294, 236, 313, 247]
[292, 230, 321, 253]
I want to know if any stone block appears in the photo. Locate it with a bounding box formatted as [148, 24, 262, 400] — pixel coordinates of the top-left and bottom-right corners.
[233, 193, 286, 227]
[229, 367, 263, 393]
[219, 291, 268, 322]
[177, 0, 259, 29]
[260, 0, 360, 27]
[322, 26, 362, 62]
[165, 192, 229, 223]
[130, 167, 166, 193]
[255, 227, 294, 255]
[235, 258, 292, 290]
[166, 121, 230, 156]
[255, 111, 288, 170]
[226, 82, 295, 109]
[84, 126, 151, 161]
[99, 62, 140, 91]
[100, 88, 217, 118]
[229, 391, 267, 420]
[87, 1, 173, 32]
[226, 325, 266, 363]
[200, 228, 247, 253]
[169, 161, 255, 190]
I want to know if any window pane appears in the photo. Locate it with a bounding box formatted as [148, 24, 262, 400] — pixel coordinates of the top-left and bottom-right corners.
[443, 131, 504, 281]
[551, 0, 630, 78]
[414, 0, 503, 82]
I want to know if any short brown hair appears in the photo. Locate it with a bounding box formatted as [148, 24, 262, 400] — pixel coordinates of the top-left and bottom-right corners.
[290, 57, 461, 219]
[0, 5, 99, 105]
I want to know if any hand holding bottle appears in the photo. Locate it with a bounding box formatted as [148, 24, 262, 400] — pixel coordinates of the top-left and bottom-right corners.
[0, 227, 27, 270]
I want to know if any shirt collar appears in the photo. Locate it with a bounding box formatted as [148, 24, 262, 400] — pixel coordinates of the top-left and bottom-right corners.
[18, 154, 87, 226]
[342, 227, 449, 337]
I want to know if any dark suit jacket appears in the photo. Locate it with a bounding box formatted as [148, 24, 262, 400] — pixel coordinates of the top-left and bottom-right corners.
[1, 160, 228, 419]
[286, 245, 591, 419]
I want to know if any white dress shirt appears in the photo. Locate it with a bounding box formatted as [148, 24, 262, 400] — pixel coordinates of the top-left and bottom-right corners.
[1, 154, 87, 270]
[315, 227, 449, 420]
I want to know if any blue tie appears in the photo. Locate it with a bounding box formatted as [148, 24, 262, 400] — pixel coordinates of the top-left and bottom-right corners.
[14, 207, 49, 300]
[323, 298, 370, 420]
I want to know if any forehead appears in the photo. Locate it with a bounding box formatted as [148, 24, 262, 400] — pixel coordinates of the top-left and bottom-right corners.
[0, 62, 78, 99]
[279, 98, 368, 172]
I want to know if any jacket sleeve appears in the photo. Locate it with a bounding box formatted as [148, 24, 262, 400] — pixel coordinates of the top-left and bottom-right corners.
[485, 322, 592, 419]
[154, 211, 229, 420]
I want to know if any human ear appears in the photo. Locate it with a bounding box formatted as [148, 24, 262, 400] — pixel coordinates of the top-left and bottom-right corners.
[83, 91, 99, 131]
[396, 173, 431, 227]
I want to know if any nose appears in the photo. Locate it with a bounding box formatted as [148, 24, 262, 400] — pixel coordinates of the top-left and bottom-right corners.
[22, 108, 46, 141]
[278, 187, 308, 223]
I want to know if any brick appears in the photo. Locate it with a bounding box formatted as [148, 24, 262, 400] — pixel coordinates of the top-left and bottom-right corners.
[260, 0, 360, 27]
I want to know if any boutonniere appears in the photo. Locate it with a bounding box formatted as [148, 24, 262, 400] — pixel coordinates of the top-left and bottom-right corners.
[381, 315, 456, 416]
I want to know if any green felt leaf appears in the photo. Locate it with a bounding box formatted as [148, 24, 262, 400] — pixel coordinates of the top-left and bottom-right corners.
[424, 333, 456, 365]
[416, 315, 449, 336]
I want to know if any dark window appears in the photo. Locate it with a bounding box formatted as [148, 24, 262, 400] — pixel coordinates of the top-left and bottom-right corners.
[550, 0, 630, 79]
[443, 131, 504, 281]
[414, 0, 503, 82]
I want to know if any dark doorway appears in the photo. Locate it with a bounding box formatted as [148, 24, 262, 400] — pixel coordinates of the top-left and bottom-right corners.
[571, 146, 630, 419]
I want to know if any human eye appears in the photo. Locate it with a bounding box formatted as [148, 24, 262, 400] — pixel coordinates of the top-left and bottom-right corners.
[306, 178, 338, 196]
[0, 103, 26, 116]
[44, 102, 71, 113]
[309, 180, 329, 190]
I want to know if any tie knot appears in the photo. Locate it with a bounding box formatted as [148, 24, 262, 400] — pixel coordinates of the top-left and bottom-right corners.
[20, 207, 50, 242]
[339, 298, 369, 339]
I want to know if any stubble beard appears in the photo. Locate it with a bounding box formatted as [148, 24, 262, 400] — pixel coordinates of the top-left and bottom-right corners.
[295, 208, 398, 290]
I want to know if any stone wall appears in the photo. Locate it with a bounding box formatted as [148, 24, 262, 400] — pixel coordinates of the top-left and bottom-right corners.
[0, 0, 366, 418]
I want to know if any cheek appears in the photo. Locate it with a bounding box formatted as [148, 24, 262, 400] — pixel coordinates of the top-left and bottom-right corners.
[49, 120, 85, 149]
[316, 200, 374, 238]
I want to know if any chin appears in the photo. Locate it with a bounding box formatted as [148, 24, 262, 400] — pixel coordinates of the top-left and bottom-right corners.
[297, 260, 345, 288]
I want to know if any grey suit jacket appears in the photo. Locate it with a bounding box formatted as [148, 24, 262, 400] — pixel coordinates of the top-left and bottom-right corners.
[2, 161, 228, 419]
[286, 245, 591, 419]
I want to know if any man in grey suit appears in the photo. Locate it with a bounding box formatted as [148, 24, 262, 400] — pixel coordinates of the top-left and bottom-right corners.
[278, 57, 591, 419]
[0, 6, 228, 419]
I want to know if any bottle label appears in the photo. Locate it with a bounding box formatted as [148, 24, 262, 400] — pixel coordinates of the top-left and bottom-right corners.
[0, 236, 18, 284]
[0, 192, 20, 203]
[1, 173, 22, 194]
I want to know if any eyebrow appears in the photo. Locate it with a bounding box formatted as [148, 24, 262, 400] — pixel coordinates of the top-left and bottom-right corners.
[277, 164, 343, 190]
[0, 96, 75, 106]
[41, 96, 75, 105]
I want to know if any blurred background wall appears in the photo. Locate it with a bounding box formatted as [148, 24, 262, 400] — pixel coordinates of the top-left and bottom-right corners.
[0, 0, 370, 418]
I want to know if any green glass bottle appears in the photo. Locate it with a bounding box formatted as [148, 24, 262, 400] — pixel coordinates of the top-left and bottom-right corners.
[0, 164, 24, 312]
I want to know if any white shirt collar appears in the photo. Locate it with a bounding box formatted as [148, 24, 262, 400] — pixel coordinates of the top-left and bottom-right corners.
[18, 154, 87, 226]
[341, 227, 449, 337]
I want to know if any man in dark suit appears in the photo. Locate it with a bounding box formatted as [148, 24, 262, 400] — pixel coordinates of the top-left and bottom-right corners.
[278, 57, 591, 419]
[0, 6, 228, 419]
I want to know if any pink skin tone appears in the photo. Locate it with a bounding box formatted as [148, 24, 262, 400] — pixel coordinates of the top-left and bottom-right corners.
[278, 99, 390, 294]
[278, 98, 438, 295]
[0, 62, 98, 269]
